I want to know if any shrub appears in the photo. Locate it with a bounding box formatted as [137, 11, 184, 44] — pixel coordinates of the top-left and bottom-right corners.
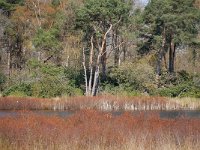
[179, 86, 200, 98]
[2, 61, 84, 98]
[3, 83, 32, 97]
[158, 70, 192, 87]
[0, 72, 6, 91]
[27, 61, 84, 98]
[152, 81, 200, 98]
[106, 62, 156, 93]
[8, 91, 29, 97]
[150, 70, 200, 98]
[63, 67, 84, 87]
[101, 84, 141, 96]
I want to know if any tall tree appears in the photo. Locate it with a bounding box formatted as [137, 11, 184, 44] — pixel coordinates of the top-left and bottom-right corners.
[142, 0, 200, 76]
[0, 0, 24, 77]
[76, 0, 131, 96]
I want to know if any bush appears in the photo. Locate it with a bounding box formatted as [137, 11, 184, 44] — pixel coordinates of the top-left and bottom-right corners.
[32, 82, 83, 98]
[107, 62, 156, 93]
[101, 84, 141, 97]
[8, 91, 29, 97]
[0, 72, 6, 91]
[179, 86, 200, 98]
[158, 70, 192, 87]
[3, 83, 32, 97]
[152, 81, 200, 98]
[28, 61, 84, 98]
[64, 67, 84, 87]
[62, 87, 83, 97]
[2, 61, 84, 98]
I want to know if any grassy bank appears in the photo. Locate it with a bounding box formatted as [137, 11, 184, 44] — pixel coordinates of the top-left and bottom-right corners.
[0, 110, 199, 150]
[0, 96, 200, 111]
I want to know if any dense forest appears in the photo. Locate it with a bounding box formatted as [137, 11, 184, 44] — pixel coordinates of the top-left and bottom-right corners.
[0, 0, 200, 98]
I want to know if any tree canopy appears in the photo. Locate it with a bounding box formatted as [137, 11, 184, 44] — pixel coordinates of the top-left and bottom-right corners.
[0, 0, 200, 98]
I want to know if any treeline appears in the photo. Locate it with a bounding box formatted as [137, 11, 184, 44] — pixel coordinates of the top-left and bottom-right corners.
[0, 0, 200, 98]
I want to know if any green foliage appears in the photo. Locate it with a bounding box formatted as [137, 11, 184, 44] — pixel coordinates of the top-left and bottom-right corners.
[31, 81, 83, 98]
[180, 86, 200, 98]
[51, 0, 60, 7]
[76, 0, 132, 35]
[64, 67, 84, 87]
[107, 61, 156, 92]
[0, 0, 24, 12]
[34, 28, 61, 51]
[2, 60, 84, 98]
[139, 0, 200, 56]
[7, 91, 28, 97]
[152, 81, 200, 98]
[0, 72, 6, 91]
[143, 0, 200, 45]
[5, 0, 24, 4]
[0, 0, 13, 11]
[177, 70, 191, 81]
[156, 70, 192, 87]
[101, 83, 141, 97]
[152, 72, 200, 98]
[3, 83, 32, 97]
[27, 60, 84, 98]
[1, 0, 200, 99]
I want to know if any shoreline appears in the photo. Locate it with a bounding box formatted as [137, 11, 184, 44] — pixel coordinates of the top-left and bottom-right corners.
[0, 96, 199, 111]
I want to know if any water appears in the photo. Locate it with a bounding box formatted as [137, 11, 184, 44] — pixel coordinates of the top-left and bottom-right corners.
[160, 110, 200, 119]
[0, 110, 200, 119]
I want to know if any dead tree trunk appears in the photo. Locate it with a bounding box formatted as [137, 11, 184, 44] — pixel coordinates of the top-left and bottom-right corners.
[92, 25, 113, 96]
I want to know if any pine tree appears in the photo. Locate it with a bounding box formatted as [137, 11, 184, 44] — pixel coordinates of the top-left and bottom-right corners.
[142, 0, 200, 75]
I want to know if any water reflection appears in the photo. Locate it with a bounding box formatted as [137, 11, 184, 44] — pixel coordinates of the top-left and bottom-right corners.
[0, 110, 200, 119]
[160, 110, 200, 119]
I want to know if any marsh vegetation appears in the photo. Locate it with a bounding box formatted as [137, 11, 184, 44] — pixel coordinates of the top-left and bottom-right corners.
[0, 109, 200, 150]
[0, 96, 199, 150]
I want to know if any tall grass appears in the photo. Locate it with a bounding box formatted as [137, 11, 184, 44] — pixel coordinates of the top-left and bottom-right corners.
[169, 97, 200, 110]
[0, 110, 199, 150]
[0, 96, 199, 111]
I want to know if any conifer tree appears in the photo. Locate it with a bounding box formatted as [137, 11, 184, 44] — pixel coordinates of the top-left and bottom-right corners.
[142, 0, 200, 75]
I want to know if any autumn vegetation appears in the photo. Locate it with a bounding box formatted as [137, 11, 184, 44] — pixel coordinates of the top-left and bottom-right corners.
[0, 110, 199, 150]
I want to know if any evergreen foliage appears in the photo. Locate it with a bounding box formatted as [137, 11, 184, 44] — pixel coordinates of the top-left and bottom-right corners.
[0, 0, 199, 98]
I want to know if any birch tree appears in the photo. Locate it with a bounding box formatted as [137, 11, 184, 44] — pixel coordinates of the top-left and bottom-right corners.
[76, 0, 131, 96]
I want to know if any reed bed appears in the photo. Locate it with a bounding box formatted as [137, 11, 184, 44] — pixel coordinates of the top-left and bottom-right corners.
[169, 97, 200, 110]
[0, 96, 199, 111]
[0, 110, 199, 150]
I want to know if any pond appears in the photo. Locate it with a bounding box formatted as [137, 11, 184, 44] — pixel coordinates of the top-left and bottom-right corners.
[0, 110, 200, 119]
